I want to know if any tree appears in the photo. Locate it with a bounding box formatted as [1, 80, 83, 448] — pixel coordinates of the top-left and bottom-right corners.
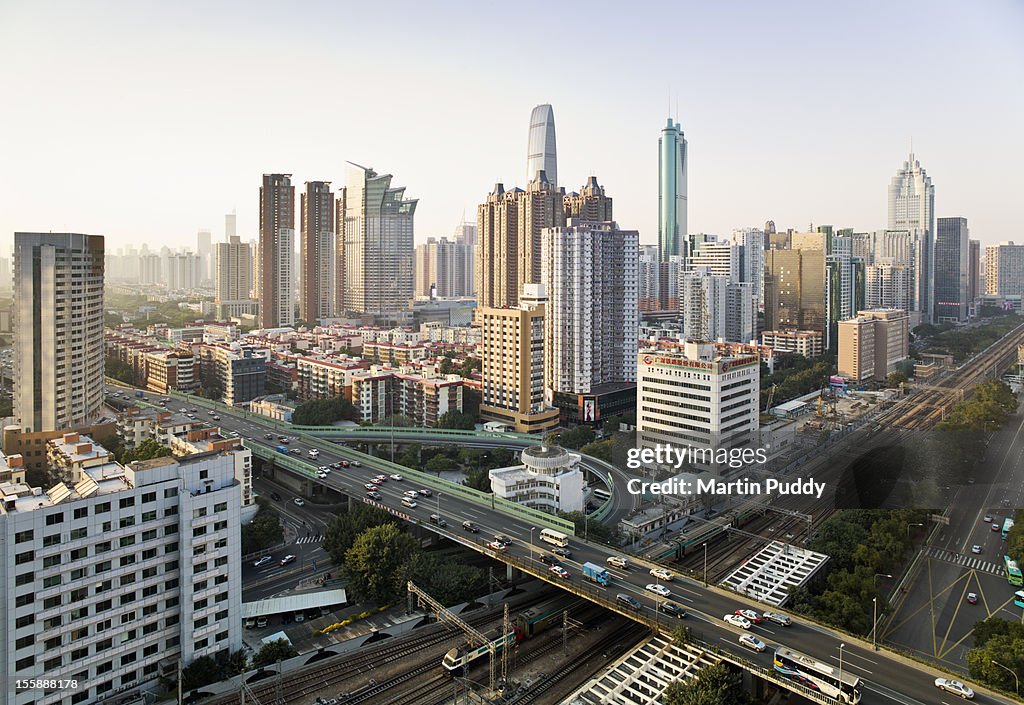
[438, 357, 456, 376]
[580, 439, 614, 463]
[437, 410, 476, 430]
[119, 438, 174, 464]
[459, 357, 482, 377]
[105, 357, 139, 386]
[344, 523, 419, 603]
[323, 503, 393, 564]
[557, 425, 596, 450]
[410, 552, 488, 605]
[181, 655, 220, 691]
[885, 371, 908, 388]
[464, 466, 492, 492]
[560, 510, 616, 543]
[252, 639, 299, 668]
[425, 454, 450, 474]
[1006, 509, 1024, 564]
[292, 396, 359, 426]
[663, 663, 751, 705]
[241, 498, 284, 554]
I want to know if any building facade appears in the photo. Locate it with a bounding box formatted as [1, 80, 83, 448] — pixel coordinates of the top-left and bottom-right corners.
[14, 233, 106, 433]
[837, 309, 909, 382]
[300, 181, 336, 323]
[760, 330, 824, 358]
[256, 173, 296, 328]
[214, 235, 257, 319]
[984, 242, 1024, 298]
[488, 445, 584, 513]
[763, 247, 826, 335]
[526, 104, 557, 186]
[414, 237, 474, 299]
[887, 153, 935, 322]
[934, 217, 969, 322]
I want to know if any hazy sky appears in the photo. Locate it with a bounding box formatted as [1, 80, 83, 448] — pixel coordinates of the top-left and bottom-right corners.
[2, 1, 1022, 255]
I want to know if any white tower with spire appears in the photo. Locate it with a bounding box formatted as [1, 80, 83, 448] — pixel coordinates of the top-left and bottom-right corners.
[888, 152, 935, 322]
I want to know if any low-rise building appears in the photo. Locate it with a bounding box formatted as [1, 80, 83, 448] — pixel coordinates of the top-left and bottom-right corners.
[488, 445, 585, 513]
[837, 309, 909, 382]
[760, 330, 824, 358]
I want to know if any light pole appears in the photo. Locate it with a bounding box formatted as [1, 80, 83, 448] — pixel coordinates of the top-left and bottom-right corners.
[838, 643, 845, 695]
[703, 543, 708, 587]
[529, 526, 535, 558]
[872, 571, 891, 651]
[992, 660, 1019, 695]
[906, 522, 923, 540]
[436, 492, 441, 517]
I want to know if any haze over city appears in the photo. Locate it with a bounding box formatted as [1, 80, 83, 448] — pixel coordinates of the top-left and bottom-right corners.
[2, 0, 1023, 253]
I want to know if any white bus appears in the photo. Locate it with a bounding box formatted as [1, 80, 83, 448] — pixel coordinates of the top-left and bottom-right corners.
[774, 647, 863, 704]
[539, 528, 570, 548]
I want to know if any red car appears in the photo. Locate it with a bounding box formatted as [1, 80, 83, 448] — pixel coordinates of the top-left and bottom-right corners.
[549, 565, 570, 580]
[736, 609, 763, 624]
[364, 483, 379, 491]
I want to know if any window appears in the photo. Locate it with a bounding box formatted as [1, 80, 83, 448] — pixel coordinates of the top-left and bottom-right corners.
[43, 616, 61, 630]
[45, 512, 64, 526]
[142, 585, 157, 598]
[195, 616, 208, 628]
[166, 597, 179, 610]
[165, 542, 178, 553]
[143, 643, 159, 657]
[120, 611, 136, 624]
[214, 502, 227, 512]
[42, 533, 60, 547]
[167, 635, 180, 647]
[96, 581, 112, 595]
[43, 575, 61, 589]
[15, 635, 35, 650]
[199, 469, 209, 480]
[165, 506, 178, 516]
[216, 630, 228, 642]
[214, 520, 227, 531]
[195, 598, 208, 610]
[193, 562, 207, 574]
[70, 547, 87, 560]
[142, 529, 157, 541]
[96, 618, 112, 632]
[96, 638, 113, 651]
[120, 535, 136, 548]
[14, 529, 33, 544]
[70, 627, 89, 641]
[15, 656, 35, 669]
[214, 556, 227, 567]
[195, 638, 208, 649]
[194, 580, 208, 591]
[70, 647, 88, 661]
[95, 540, 112, 553]
[142, 491, 156, 503]
[70, 527, 87, 540]
[15, 550, 34, 565]
[193, 525, 207, 537]
[119, 497, 135, 509]
[96, 661, 113, 675]
[74, 507, 88, 519]
[142, 566, 157, 579]
[42, 595, 60, 609]
[44, 636, 61, 650]
[119, 516, 136, 528]
[215, 591, 228, 603]
[120, 554, 136, 567]
[165, 560, 178, 572]
[120, 573, 136, 586]
[94, 501, 110, 514]
[193, 507, 208, 519]
[215, 609, 228, 621]
[215, 574, 228, 585]
[164, 487, 177, 498]
[142, 548, 157, 560]
[15, 614, 34, 629]
[166, 579, 179, 591]
[46, 656, 63, 672]
[15, 572, 34, 587]
[96, 561, 112, 574]
[102, 521, 112, 532]
[72, 690, 90, 704]
[70, 568, 86, 581]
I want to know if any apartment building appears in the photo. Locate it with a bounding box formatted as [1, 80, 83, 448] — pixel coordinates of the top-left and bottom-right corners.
[760, 330, 825, 358]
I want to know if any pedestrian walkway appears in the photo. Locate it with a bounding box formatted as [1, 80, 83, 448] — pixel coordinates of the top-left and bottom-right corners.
[925, 546, 1005, 578]
[295, 534, 324, 545]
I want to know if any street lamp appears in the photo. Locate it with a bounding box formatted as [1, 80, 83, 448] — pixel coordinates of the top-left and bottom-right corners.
[871, 574, 892, 651]
[992, 660, 1019, 695]
[703, 543, 708, 587]
[436, 492, 441, 517]
[529, 526, 535, 558]
[838, 643, 845, 695]
[906, 522, 923, 540]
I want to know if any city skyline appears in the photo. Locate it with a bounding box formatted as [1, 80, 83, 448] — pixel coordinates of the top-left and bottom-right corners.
[2, 1, 1022, 254]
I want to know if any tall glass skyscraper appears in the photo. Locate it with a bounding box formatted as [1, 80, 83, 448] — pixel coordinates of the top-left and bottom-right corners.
[658, 117, 688, 262]
[526, 104, 557, 186]
[887, 153, 935, 322]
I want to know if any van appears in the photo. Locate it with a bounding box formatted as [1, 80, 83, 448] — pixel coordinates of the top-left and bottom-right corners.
[294, 612, 304, 623]
[256, 616, 268, 628]
[244, 618, 256, 629]
[616, 593, 641, 610]
[607, 556, 629, 569]
[429, 514, 447, 527]
[401, 496, 418, 508]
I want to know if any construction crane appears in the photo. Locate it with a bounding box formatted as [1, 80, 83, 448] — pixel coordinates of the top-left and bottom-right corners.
[764, 383, 777, 413]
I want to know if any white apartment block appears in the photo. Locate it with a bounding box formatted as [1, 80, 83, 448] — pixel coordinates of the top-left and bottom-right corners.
[760, 330, 824, 358]
[687, 241, 741, 282]
[865, 261, 914, 312]
[680, 271, 754, 344]
[637, 342, 760, 474]
[730, 228, 764, 306]
[0, 448, 243, 705]
[13, 233, 106, 434]
[488, 445, 584, 513]
[984, 242, 1024, 297]
[541, 220, 639, 396]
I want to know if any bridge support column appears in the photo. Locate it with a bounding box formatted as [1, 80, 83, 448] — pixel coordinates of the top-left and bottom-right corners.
[506, 563, 514, 581]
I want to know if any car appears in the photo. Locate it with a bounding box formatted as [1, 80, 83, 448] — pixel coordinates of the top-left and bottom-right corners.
[244, 618, 256, 629]
[650, 567, 673, 582]
[190, 408, 198, 413]
[495, 534, 513, 545]
[552, 547, 572, 558]
[646, 583, 671, 597]
[487, 541, 508, 552]
[317, 471, 328, 479]
[256, 616, 268, 628]
[364, 483, 379, 491]
[934, 678, 975, 699]
[290, 449, 302, 456]
[762, 611, 792, 626]
[736, 609, 762, 624]
[350, 460, 362, 467]
[265, 433, 275, 440]
[723, 614, 751, 629]
[429, 514, 447, 527]
[308, 449, 320, 457]
[331, 462, 343, 470]
[253, 556, 272, 568]
[366, 491, 382, 500]
[983, 514, 992, 522]
[280, 555, 297, 566]
[967, 592, 978, 604]
[971, 545, 982, 554]
[389, 474, 404, 481]
[661, 602, 687, 619]
[462, 521, 480, 533]
[992, 523, 1000, 531]
[540, 554, 561, 566]
[616, 594, 642, 610]
[373, 475, 388, 483]
[208, 410, 216, 415]
[278, 436, 289, 443]
[293, 611, 304, 623]
[549, 565, 570, 579]
[400, 497, 418, 508]
[418, 489, 433, 497]
[270, 492, 282, 501]
[319, 466, 330, 472]
[607, 556, 629, 569]
[404, 490, 420, 498]
[180, 408, 188, 413]
[739, 634, 766, 652]
[293, 497, 305, 506]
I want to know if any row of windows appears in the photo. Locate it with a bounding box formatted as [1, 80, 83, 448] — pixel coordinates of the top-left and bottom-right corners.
[14, 489, 179, 540]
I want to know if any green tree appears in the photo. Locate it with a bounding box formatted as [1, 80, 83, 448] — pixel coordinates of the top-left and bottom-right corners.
[438, 357, 455, 376]
[560, 510, 616, 543]
[437, 410, 477, 430]
[967, 625, 1024, 692]
[181, 655, 220, 691]
[885, 371, 908, 388]
[241, 498, 284, 555]
[557, 425, 596, 450]
[464, 466, 492, 492]
[252, 639, 299, 668]
[663, 663, 751, 705]
[105, 357, 139, 386]
[459, 357, 482, 377]
[1006, 509, 1024, 564]
[322, 503, 393, 564]
[410, 553, 488, 605]
[292, 396, 359, 426]
[119, 438, 174, 464]
[580, 439, 615, 463]
[425, 454, 450, 474]
[344, 523, 419, 603]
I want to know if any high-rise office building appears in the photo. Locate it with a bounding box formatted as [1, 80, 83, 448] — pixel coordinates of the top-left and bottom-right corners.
[657, 117, 687, 264]
[479, 284, 559, 433]
[196, 229, 213, 285]
[934, 217, 969, 322]
[256, 173, 296, 329]
[526, 104, 557, 186]
[225, 210, 236, 239]
[968, 239, 980, 303]
[541, 220, 638, 404]
[563, 176, 613, 221]
[214, 235, 257, 318]
[984, 242, 1024, 297]
[300, 181, 335, 322]
[888, 153, 935, 322]
[414, 237, 473, 298]
[341, 163, 417, 315]
[13, 233, 105, 433]
[763, 247, 826, 334]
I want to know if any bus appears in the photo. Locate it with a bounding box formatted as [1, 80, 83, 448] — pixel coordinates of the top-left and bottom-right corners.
[1014, 590, 1024, 609]
[592, 487, 611, 503]
[1002, 517, 1015, 540]
[539, 528, 570, 548]
[774, 647, 863, 704]
[1006, 555, 1024, 586]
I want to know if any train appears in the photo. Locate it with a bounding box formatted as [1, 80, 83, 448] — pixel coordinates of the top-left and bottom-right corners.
[441, 595, 580, 674]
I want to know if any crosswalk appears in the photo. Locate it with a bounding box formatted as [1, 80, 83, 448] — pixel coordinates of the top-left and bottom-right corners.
[925, 546, 1005, 577]
[295, 535, 324, 545]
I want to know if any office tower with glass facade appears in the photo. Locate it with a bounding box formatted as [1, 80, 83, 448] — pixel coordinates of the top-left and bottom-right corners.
[526, 104, 557, 186]
[934, 217, 969, 322]
[888, 153, 935, 321]
[657, 117, 687, 264]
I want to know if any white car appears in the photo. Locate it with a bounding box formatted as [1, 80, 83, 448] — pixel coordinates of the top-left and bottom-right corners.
[970, 545, 982, 554]
[253, 556, 272, 568]
[404, 490, 420, 498]
[293, 498, 305, 507]
[649, 567, 673, 582]
[389, 474, 404, 481]
[723, 614, 751, 629]
[645, 583, 671, 597]
[308, 449, 319, 457]
[738, 634, 766, 652]
[934, 678, 974, 699]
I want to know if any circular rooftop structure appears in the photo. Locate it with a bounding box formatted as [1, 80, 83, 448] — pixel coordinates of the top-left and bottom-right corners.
[520, 445, 577, 475]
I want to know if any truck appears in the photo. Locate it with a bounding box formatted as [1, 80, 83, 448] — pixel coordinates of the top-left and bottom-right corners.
[276, 445, 289, 454]
[582, 561, 610, 586]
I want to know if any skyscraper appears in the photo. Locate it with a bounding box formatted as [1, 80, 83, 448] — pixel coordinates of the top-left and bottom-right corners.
[968, 239, 980, 303]
[984, 242, 1024, 297]
[196, 229, 212, 285]
[13, 233, 105, 432]
[300, 180, 335, 322]
[888, 153, 935, 321]
[256, 173, 295, 329]
[934, 217, 969, 322]
[342, 163, 417, 315]
[542, 220, 639, 399]
[225, 210, 237, 239]
[214, 235, 257, 318]
[658, 117, 688, 263]
[414, 237, 473, 298]
[526, 104, 557, 186]
[564, 176, 613, 221]
[764, 247, 826, 334]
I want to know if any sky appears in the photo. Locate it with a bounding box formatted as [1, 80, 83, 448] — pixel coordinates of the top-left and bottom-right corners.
[2, 0, 1023, 255]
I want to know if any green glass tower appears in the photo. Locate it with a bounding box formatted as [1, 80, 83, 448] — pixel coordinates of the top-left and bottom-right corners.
[658, 118, 687, 262]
